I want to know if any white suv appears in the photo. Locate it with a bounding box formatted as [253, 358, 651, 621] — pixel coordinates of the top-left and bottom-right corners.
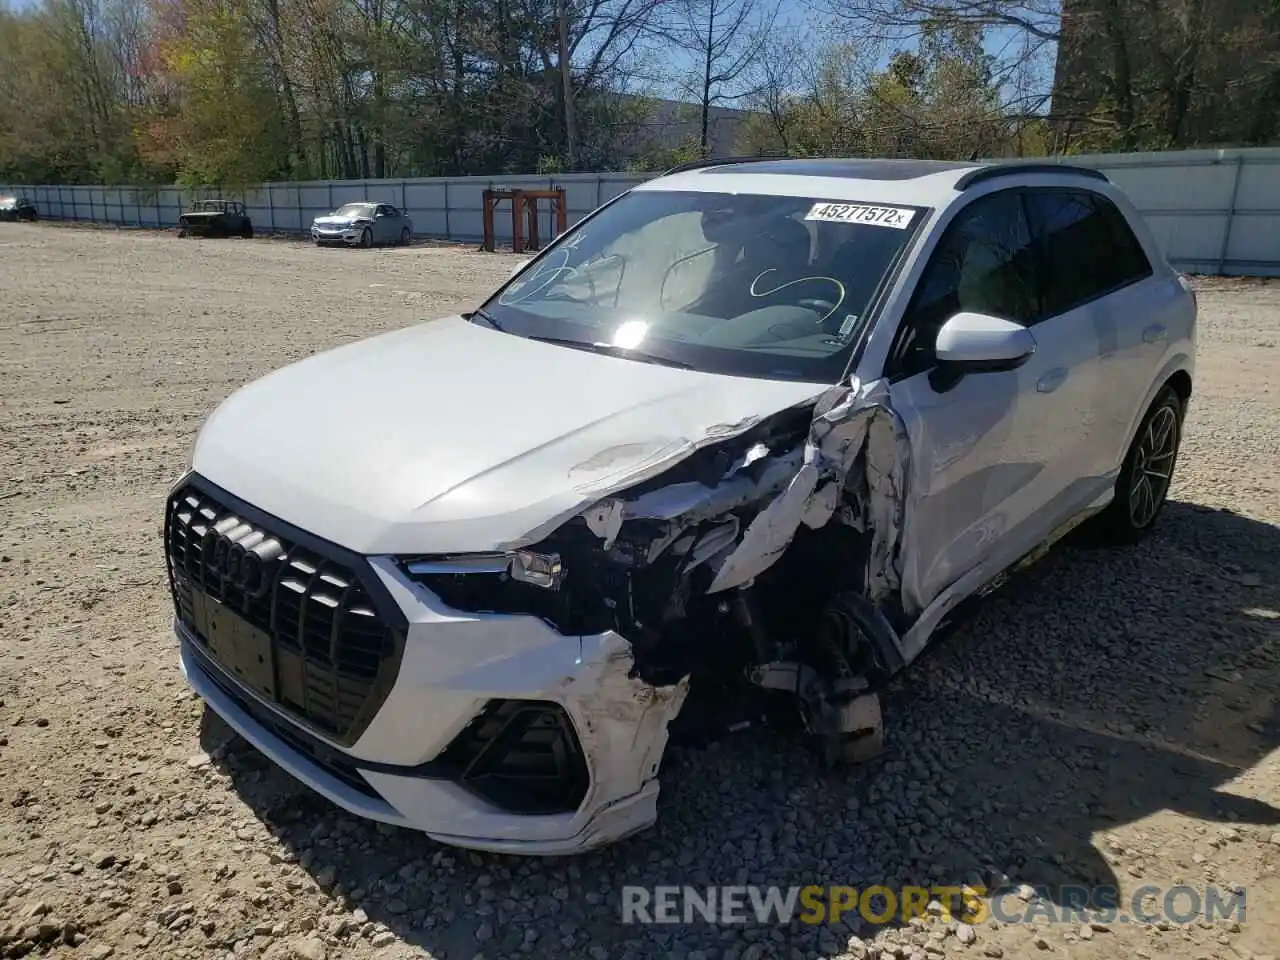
[166, 158, 1195, 855]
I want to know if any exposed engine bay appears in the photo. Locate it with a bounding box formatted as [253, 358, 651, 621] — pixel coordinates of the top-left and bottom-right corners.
[401, 377, 913, 766]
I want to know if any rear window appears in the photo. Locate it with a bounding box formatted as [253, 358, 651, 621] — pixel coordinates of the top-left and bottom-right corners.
[1025, 189, 1153, 316]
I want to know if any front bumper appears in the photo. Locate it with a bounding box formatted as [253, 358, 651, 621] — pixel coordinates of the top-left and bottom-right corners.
[311, 226, 365, 244]
[176, 557, 688, 855]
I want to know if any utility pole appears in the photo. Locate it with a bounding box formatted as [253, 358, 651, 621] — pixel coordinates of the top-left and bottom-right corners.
[557, 0, 577, 170]
[701, 0, 715, 156]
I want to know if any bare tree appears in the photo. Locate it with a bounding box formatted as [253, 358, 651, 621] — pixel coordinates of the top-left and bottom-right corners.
[539, 0, 672, 170]
[823, 0, 1060, 46]
[742, 29, 805, 152]
[823, 0, 1060, 126]
[666, 0, 780, 155]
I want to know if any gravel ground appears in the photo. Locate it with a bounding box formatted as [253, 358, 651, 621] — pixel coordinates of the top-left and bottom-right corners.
[1, 224, 1278, 960]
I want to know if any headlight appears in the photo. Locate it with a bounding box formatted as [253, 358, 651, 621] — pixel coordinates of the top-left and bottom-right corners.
[400, 530, 617, 635]
[405, 550, 563, 590]
[510, 550, 563, 589]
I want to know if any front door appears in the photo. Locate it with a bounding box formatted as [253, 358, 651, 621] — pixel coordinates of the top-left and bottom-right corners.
[885, 188, 1094, 616]
[371, 205, 390, 244]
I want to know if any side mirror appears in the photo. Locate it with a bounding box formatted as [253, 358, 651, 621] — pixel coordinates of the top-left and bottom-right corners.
[509, 259, 531, 279]
[931, 312, 1036, 390]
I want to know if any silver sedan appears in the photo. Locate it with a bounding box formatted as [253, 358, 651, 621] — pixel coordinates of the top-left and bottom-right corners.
[311, 202, 413, 248]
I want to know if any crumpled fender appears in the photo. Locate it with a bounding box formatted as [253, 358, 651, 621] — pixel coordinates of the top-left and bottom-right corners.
[705, 377, 909, 599]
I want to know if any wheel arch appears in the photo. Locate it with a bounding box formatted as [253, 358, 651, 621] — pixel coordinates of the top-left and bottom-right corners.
[1166, 369, 1192, 406]
[1117, 358, 1193, 469]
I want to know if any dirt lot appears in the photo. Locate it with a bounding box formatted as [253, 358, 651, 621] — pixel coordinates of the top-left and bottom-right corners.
[1, 224, 1278, 960]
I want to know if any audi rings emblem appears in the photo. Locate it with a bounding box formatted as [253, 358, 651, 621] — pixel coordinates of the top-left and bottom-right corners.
[201, 517, 285, 597]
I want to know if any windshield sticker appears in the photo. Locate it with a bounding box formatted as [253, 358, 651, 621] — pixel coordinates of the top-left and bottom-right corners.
[497, 249, 577, 305]
[804, 203, 915, 229]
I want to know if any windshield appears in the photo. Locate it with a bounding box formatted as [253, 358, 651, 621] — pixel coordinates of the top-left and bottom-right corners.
[477, 189, 924, 382]
[336, 203, 374, 218]
[191, 201, 223, 211]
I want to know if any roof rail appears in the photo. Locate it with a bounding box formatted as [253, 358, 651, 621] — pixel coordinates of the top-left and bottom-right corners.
[954, 162, 1108, 190]
[660, 155, 786, 176]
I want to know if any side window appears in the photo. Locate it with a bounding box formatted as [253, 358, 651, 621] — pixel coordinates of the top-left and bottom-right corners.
[1025, 189, 1152, 316]
[888, 190, 1037, 380]
[1097, 196, 1153, 284]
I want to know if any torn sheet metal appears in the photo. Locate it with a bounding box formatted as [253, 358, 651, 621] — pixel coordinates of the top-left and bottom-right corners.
[511, 401, 819, 553]
[574, 376, 911, 600]
[863, 401, 909, 602]
[583, 498, 627, 547]
[707, 377, 910, 597]
[567, 633, 691, 815]
[706, 460, 823, 592]
[584, 446, 805, 553]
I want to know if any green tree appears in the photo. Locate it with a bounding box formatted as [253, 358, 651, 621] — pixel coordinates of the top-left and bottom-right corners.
[861, 21, 1002, 159]
[145, 0, 290, 187]
[736, 27, 1005, 161]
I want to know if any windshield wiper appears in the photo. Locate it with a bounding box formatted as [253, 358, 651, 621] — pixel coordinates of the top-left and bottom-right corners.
[527, 335, 695, 370]
[470, 307, 505, 331]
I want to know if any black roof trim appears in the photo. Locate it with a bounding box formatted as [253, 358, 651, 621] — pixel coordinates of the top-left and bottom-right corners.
[955, 162, 1109, 190]
[658, 156, 1109, 188]
[662, 156, 980, 182]
[661, 155, 784, 175]
[708, 158, 979, 180]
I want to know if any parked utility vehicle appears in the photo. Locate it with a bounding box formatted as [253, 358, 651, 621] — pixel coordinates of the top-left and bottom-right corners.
[178, 199, 253, 238]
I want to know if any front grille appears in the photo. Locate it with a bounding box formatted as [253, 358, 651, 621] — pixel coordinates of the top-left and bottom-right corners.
[186, 639, 381, 799]
[165, 475, 406, 747]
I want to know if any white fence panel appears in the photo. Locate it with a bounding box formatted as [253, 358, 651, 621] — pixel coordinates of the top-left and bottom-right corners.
[4, 149, 1277, 275]
[1061, 147, 1280, 274]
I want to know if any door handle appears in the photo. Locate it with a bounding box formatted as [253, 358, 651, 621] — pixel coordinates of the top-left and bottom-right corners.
[1142, 323, 1168, 343]
[1036, 368, 1068, 393]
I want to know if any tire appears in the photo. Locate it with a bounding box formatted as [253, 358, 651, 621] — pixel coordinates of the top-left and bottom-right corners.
[400, 227, 411, 247]
[360, 228, 373, 249]
[1088, 385, 1184, 544]
[178, 227, 188, 238]
[241, 222, 254, 240]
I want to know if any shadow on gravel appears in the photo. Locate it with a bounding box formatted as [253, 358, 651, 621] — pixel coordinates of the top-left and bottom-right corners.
[199, 499, 1280, 959]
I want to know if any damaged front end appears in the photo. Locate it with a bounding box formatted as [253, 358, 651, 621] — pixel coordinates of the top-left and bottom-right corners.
[401, 377, 912, 772]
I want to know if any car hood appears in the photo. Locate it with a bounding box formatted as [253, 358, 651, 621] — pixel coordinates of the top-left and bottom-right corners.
[192, 316, 826, 555]
[182, 211, 224, 219]
[314, 214, 367, 227]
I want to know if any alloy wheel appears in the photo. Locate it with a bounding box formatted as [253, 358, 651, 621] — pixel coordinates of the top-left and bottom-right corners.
[1129, 404, 1178, 528]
